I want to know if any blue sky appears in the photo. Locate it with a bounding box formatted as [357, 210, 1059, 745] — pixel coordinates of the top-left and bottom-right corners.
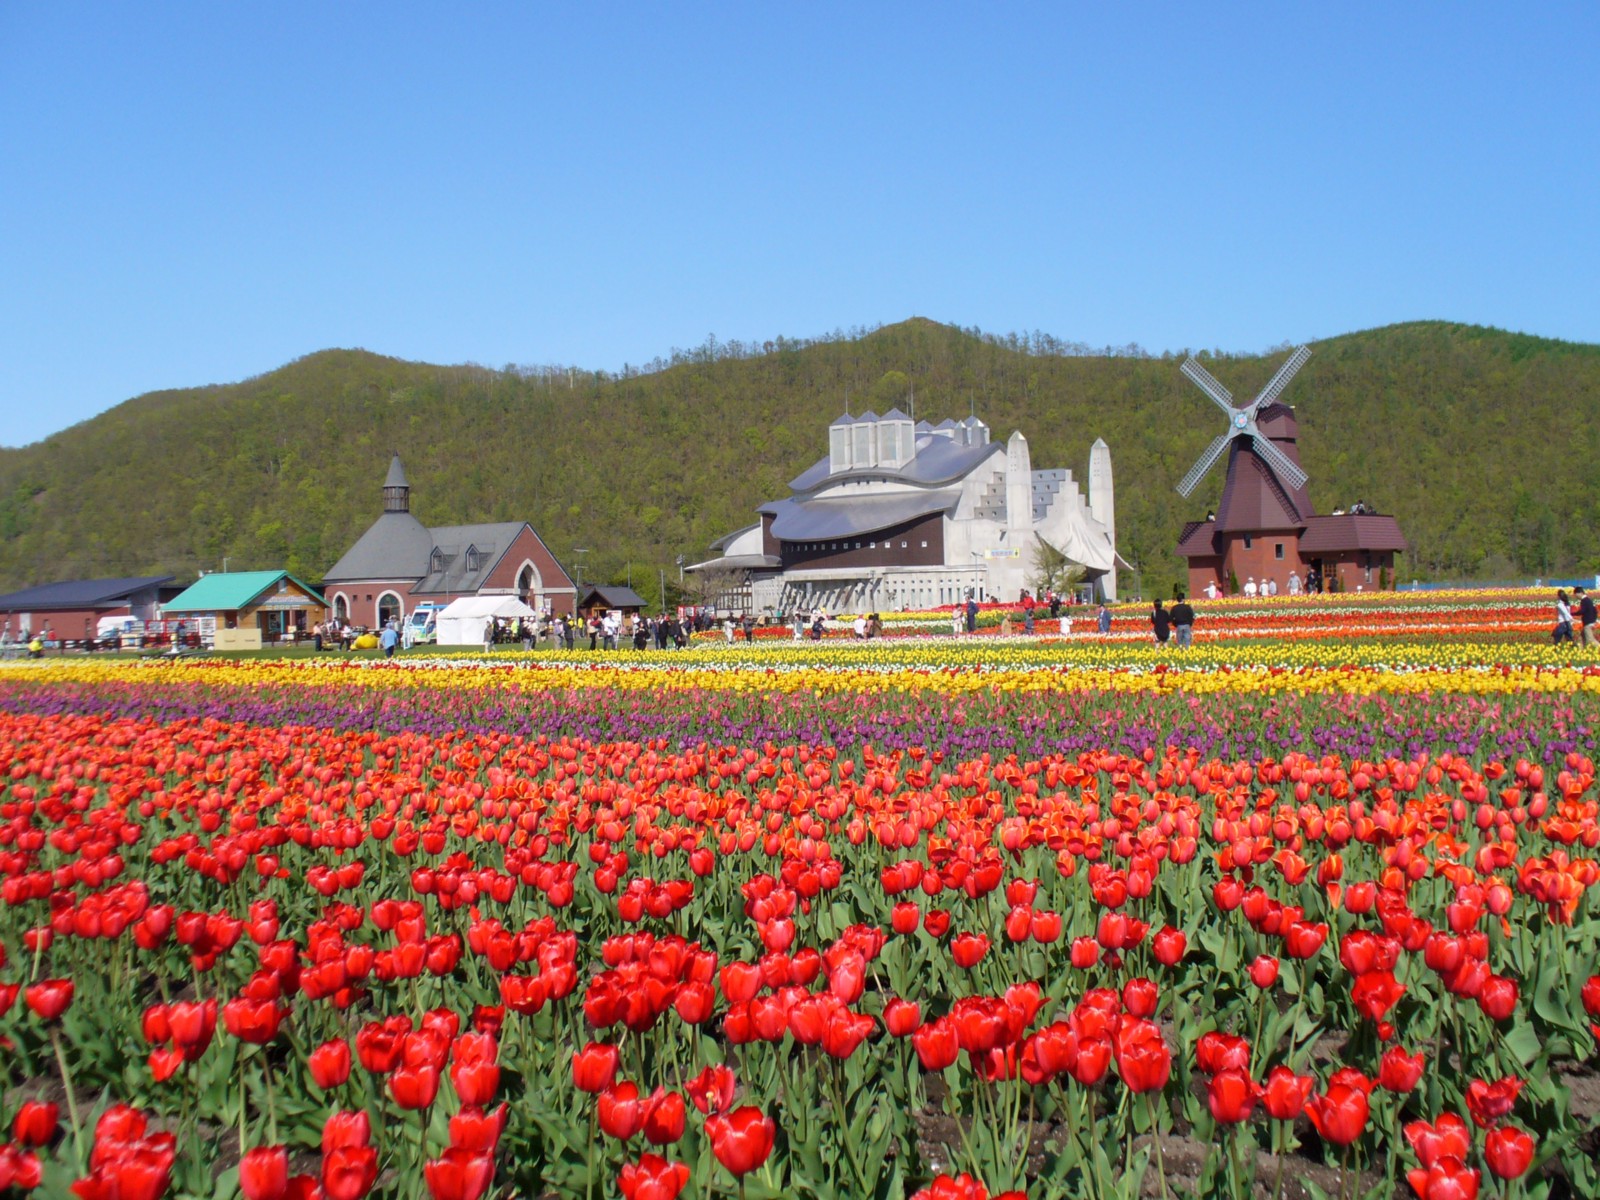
[1, 4, 1595, 446]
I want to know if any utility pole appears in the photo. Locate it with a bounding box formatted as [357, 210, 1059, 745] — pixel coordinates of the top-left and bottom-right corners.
[573, 549, 589, 597]
[659, 567, 667, 612]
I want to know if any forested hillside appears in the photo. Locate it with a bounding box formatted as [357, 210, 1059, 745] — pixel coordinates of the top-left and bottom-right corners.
[2, 318, 1597, 600]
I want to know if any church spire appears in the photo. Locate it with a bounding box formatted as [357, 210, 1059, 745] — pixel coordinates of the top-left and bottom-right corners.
[382, 453, 411, 514]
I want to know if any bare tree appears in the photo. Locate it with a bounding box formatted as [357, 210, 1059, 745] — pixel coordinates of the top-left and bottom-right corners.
[1028, 535, 1086, 597]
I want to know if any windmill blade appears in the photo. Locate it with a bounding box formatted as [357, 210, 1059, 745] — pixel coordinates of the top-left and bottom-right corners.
[1180, 357, 1237, 416]
[1251, 431, 1310, 492]
[1176, 433, 1233, 498]
[1249, 345, 1312, 414]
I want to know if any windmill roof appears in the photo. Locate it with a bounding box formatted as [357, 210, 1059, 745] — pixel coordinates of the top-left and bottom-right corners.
[164, 571, 325, 613]
[0, 575, 174, 612]
[1214, 439, 1313, 532]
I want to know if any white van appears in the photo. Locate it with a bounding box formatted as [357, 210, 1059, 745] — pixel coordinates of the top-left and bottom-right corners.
[406, 603, 444, 645]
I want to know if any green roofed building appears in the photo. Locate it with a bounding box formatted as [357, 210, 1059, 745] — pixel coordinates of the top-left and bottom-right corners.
[163, 570, 327, 650]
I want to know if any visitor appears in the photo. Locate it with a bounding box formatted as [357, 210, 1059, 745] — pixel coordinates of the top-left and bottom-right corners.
[811, 611, 825, 641]
[1288, 570, 1302, 595]
[1243, 577, 1258, 598]
[1578, 587, 1598, 649]
[1059, 608, 1072, 636]
[603, 611, 619, 651]
[869, 613, 883, 638]
[1097, 604, 1111, 636]
[587, 616, 600, 651]
[633, 620, 649, 651]
[950, 607, 962, 637]
[27, 631, 43, 659]
[1204, 580, 1219, 600]
[964, 594, 978, 634]
[483, 617, 495, 654]
[793, 612, 806, 640]
[723, 616, 737, 644]
[1021, 590, 1036, 634]
[1554, 590, 1575, 646]
[1170, 592, 1195, 650]
[1266, 578, 1279, 597]
[742, 614, 755, 641]
[853, 613, 866, 639]
[1151, 599, 1171, 646]
[379, 622, 399, 659]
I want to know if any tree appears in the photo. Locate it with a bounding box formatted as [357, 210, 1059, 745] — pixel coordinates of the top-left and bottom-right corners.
[1028, 535, 1085, 597]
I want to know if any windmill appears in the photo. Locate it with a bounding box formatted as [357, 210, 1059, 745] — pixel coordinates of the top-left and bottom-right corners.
[1175, 346, 1311, 498]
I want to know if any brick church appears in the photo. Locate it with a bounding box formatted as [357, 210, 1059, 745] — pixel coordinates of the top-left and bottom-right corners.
[320, 455, 575, 628]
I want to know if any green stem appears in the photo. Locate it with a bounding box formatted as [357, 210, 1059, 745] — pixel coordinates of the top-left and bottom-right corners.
[50, 1030, 84, 1163]
[1146, 1092, 1169, 1200]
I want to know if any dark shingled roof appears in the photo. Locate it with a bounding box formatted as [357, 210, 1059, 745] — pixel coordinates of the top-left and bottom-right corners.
[1175, 521, 1220, 558]
[413, 523, 529, 594]
[0, 575, 174, 612]
[579, 586, 648, 609]
[1298, 514, 1409, 553]
[322, 511, 435, 582]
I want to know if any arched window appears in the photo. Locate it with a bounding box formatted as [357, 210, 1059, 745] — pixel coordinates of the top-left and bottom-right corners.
[332, 593, 350, 622]
[516, 561, 541, 604]
[377, 592, 404, 628]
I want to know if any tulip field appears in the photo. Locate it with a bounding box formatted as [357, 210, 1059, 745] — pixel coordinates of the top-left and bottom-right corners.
[1, 608, 1599, 1200]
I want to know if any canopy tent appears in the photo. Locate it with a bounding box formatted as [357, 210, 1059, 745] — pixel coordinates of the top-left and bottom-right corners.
[435, 596, 539, 646]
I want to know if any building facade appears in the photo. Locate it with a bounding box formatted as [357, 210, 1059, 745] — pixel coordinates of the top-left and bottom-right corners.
[694, 409, 1124, 615]
[321, 455, 576, 627]
[0, 575, 174, 641]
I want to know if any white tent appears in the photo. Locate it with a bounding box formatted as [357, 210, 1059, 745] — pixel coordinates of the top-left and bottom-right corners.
[435, 596, 539, 646]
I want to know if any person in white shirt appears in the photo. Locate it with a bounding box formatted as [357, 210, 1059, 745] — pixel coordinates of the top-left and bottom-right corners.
[1243, 577, 1258, 598]
[1288, 571, 1302, 595]
[853, 614, 867, 639]
[1267, 578, 1279, 596]
[1204, 580, 1219, 600]
[722, 616, 735, 644]
[602, 612, 620, 650]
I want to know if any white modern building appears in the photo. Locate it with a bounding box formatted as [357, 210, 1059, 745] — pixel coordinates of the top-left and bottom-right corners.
[692, 408, 1125, 614]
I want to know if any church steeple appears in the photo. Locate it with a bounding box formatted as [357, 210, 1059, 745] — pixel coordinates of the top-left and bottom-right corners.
[382, 453, 411, 514]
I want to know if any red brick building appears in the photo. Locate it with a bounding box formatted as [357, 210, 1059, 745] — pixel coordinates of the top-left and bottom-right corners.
[320, 455, 575, 628]
[0, 575, 174, 642]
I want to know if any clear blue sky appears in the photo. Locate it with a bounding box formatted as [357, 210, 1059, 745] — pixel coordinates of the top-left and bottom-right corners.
[2, 4, 1595, 446]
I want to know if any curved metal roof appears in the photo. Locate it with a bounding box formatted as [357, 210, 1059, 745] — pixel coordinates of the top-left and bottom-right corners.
[759, 490, 959, 541]
[788, 436, 1001, 492]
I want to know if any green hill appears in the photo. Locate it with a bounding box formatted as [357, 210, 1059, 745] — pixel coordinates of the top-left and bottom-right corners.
[2, 318, 1597, 601]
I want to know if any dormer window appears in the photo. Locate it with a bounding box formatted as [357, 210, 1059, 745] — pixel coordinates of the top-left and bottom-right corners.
[430, 548, 446, 574]
[464, 546, 481, 573]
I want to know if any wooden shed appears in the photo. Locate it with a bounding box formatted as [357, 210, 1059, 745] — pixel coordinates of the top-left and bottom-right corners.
[163, 570, 327, 650]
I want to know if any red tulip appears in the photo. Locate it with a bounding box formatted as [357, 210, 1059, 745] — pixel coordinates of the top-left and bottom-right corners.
[11, 1101, 58, 1148]
[1151, 926, 1186, 966]
[1283, 921, 1328, 960]
[1476, 975, 1518, 1021]
[706, 1106, 776, 1177]
[239, 1146, 289, 1200]
[1465, 1076, 1522, 1128]
[1405, 1112, 1470, 1167]
[24, 979, 73, 1022]
[719, 962, 761, 1004]
[617, 1153, 690, 1200]
[1030, 910, 1063, 943]
[686, 1064, 736, 1116]
[1262, 1066, 1313, 1121]
[1070, 937, 1099, 969]
[573, 1042, 621, 1094]
[1306, 1083, 1369, 1145]
[599, 1082, 644, 1140]
[1378, 1046, 1424, 1094]
[1483, 1125, 1535, 1179]
[309, 1040, 352, 1090]
[450, 1057, 500, 1107]
[821, 1008, 875, 1059]
[423, 1147, 494, 1200]
[913, 1018, 959, 1071]
[389, 1063, 441, 1110]
[1195, 1031, 1251, 1075]
[1121, 977, 1159, 1019]
[642, 1090, 686, 1145]
[950, 933, 989, 969]
[1405, 1156, 1480, 1200]
[1207, 1069, 1259, 1124]
[885, 998, 921, 1038]
[1113, 1019, 1170, 1093]
[223, 997, 286, 1044]
[322, 1110, 371, 1154]
[322, 1145, 378, 1200]
[1248, 956, 1279, 989]
[448, 1104, 508, 1153]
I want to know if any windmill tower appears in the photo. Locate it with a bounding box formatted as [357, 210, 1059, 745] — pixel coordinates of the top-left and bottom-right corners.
[1173, 347, 1318, 596]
